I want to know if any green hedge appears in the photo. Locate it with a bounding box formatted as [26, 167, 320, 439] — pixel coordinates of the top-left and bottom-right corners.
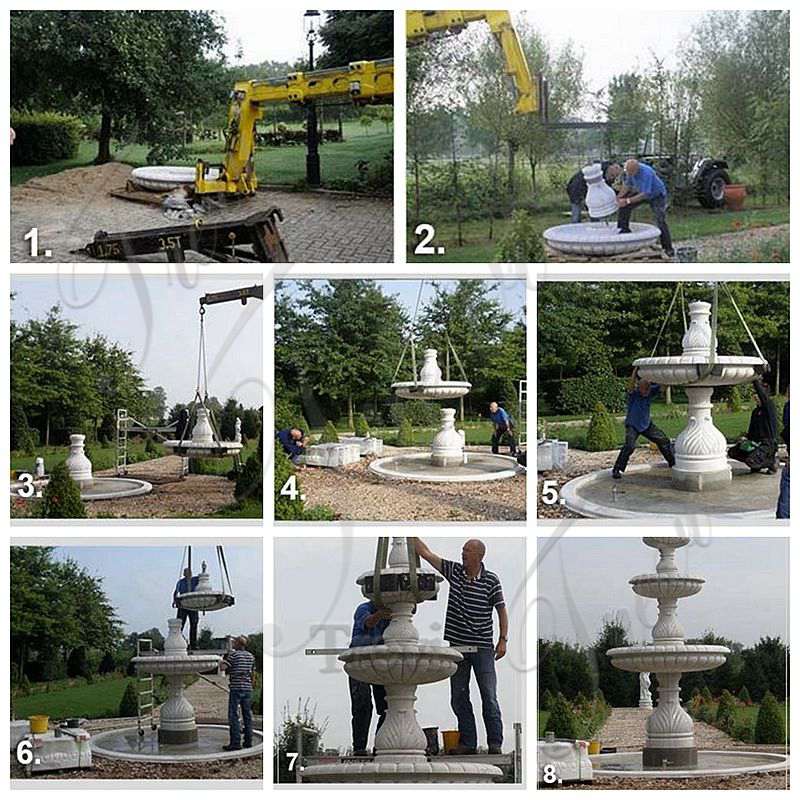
[389, 399, 441, 427]
[557, 374, 627, 415]
[11, 111, 83, 165]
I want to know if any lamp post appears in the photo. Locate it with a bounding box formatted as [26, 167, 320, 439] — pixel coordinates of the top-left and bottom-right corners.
[304, 10, 321, 186]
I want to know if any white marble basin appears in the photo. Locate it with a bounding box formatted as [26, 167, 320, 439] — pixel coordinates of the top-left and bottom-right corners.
[341, 644, 462, 686]
[544, 222, 660, 255]
[607, 643, 730, 674]
[392, 381, 471, 400]
[634, 355, 764, 387]
[630, 574, 705, 599]
[130, 166, 197, 191]
[132, 654, 221, 675]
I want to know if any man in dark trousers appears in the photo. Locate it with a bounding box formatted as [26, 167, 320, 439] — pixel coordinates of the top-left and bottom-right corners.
[613, 369, 675, 479]
[489, 401, 517, 456]
[777, 385, 789, 519]
[222, 635, 256, 751]
[413, 537, 507, 756]
[173, 567, 199, 650]
[566, 160, 617, 223]
[348, 599, 391, 755]
[729, 378, 779, 473]
[616, 159, 675, 257]
[276, 427, 308, 465]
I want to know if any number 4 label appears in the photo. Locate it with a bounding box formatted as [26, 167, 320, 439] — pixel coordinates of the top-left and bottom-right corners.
[280, 475, 304, 502]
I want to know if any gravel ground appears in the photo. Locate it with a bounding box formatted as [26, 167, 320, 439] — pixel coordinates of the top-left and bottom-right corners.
[679, 223, 789, 262]
[10, 455, 246, 519]
[11, 162, 392, 263]
[560, 708, 789, 790]
[297, 446, 526, 522]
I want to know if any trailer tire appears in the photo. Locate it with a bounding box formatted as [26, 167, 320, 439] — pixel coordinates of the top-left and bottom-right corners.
[696, 168, 730, 209]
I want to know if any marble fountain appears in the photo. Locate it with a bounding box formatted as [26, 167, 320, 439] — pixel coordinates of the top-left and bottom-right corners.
[590, 537, 788, 778]
[369, 349, 520, 482]
[162, 406, 243, 458]
[559, 299, 776, 518]
[91, 616, 262, 763]
[543, 163, 660, 257]
[303, 537, 502, 783]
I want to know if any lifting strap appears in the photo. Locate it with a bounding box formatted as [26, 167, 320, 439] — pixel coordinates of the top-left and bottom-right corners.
[190, 306, 224, 447]
[391, 281, 426, 385]
[720, 281, 768, 365]
[217, 545, 234, 595]
[649, 282, 683, 357]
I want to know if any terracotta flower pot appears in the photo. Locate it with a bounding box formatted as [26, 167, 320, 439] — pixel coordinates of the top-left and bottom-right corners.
[723, 184, 747, 211]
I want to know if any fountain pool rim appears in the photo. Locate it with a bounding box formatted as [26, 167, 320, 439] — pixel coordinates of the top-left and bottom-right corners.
[590, 749, 788, 779]
[9, 476, 153, 502]
[543, 221, 660, 255]
[369, 452, 520, 483]
[558, 463, 777, 520]
[301, 760, 503, 783]
[90, 724, 263, 763]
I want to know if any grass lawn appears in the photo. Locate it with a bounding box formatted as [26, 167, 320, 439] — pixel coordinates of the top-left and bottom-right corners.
[11, 439, 164, 476]
[538, 711, 550, 737]
[407, 204, 789, 262]
[12, 126, 393, 189]
[541, 406, 756, 451]
[13, 675, 133, 720]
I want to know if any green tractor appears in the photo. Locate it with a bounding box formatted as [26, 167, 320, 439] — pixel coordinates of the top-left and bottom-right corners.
[633, 154, 731, 209]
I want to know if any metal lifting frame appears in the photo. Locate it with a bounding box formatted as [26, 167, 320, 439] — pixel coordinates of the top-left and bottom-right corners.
[116, 408, 178, 476]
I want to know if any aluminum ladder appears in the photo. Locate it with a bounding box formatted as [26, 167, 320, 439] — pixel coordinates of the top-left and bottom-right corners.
[517, 379, 528, 449]
[136, 637, 155, 735]
[116, 408, 129, 476]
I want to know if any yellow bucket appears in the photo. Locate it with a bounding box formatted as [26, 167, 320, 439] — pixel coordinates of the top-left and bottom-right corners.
[29, 715, 49, 734]
[442, 729, 460, 752]
[588, 740, 601, 755]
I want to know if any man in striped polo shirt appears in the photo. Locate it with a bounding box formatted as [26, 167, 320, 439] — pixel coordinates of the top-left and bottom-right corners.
[414, 537, 508, 755]
[222, 635, 256, 751]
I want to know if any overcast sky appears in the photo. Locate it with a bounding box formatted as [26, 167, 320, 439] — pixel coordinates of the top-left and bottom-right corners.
[273, 537, 527, 752]
[11, 273, 263, 409]
[537, 536, 789, 648]
[43, 543, 263, 637]
[280, 279, 526, 322]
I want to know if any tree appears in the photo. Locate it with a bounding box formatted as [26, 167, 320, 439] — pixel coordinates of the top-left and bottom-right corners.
[585, 403, 618, 451]
[41, 463, 87, 519]
[10, 10, 227, 163]
[316, 11, 393, 68]
[753, 691, 784, 745]
[593, 614, 638, 707]
[546, 693, 578, 739]
[119, 682, 139, 717]
[197, 628, 214, 650]
[274, 699, 328, 782]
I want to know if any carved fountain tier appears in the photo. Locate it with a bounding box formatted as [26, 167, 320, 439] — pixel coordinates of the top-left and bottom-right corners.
[162, 407, 243, 457]
[635, 300, 765, 491]
[302, 537, 503, 783]
[369, 349, 520, 482]
[543, 163, 660, 257]
[607, 538, 729, 768]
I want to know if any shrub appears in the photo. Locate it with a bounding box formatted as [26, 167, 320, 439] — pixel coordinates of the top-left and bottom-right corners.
[557, 374, 627, 415]
[726, 384, 744, 412]
[697, 703, 715, 723]
[353, 413, 369, 437]
[11, 111, 83, 165]
[691, 686, 701, 699]
[585, 403, 619, 452]
[716, 690, 737, 733]
[541, 688, 555, 711]
[395, 417, 414, 447]
[11, 404, 37, 454]
[318, 420, 340, 444]
[738, 685, 752, 705]
[274, 448, 334, 522]
[145, 436, 159, 456]
[754, 691, 785, 744]
[274, 398, 309, 432]
[701, 686, 713, 703]
[41, 462, 86, 519]
[66, 646, 90, 679]
[388, 399, 440, 427]
[98, 653, 116, 675]
[546, 693, 578, 739]
[188, 457, 219, 475]
[119, 682, 139, 718]
[496, 210, 545, 262]
[734, 721, 754, 743]
[235, 452, 262, 502]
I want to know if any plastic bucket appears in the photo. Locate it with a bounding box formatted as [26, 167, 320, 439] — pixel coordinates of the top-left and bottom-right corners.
[442, 729, 460, 752]
[589, 740, 601, 755]
[29, 715, 49, 734]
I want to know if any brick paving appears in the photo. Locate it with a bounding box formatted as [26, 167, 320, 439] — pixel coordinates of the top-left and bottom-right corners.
[11, 163, 393, 263]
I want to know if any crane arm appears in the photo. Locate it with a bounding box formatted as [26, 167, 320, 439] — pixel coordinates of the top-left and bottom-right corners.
[406, 10, 541, 116]
[199, 285, 264, 307]
[195, 59, 394, 196]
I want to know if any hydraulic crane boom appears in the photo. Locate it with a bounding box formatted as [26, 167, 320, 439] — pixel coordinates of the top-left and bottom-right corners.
[406, 10, 545, 117]
[195, 58, 394, 196]
[199, 284, 264, 307]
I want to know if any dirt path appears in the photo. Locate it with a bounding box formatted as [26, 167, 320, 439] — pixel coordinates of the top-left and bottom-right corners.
[297, 446, 526, 522]
[11, 162, 392, 263]
[184, 673, 230, 722]
[678, 223, 789, 261]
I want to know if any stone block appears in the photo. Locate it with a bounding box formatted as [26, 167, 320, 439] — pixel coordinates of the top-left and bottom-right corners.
[537, 439, 568, 471]
[340, 436, 384, 457]
[10, 720, 29, 752]
[305, 443, 361, 467]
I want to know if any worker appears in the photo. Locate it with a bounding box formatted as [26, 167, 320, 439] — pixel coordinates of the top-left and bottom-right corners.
[489, 402, 517, 457]
[413, 537, 507, 756]
[348, 599, 391, 755]
[616, 159, 674, 257]
[173, 567, 199, 650]
[276, 427, 308, 465]
[728, 378, 779, 474]
[566, 160, 618, 223]
[221, 635, 255, 751]
[612, 369, 675, 480]
[777, 386, 789, 519]
[176, 407, 191, 441]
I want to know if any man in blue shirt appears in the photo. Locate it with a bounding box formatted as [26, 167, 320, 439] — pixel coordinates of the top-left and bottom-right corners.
[173, 568, 200, 650]
[617, 159, 674, 257]
[348, 600, 391, 755]
[612, 370, 675, 480]
[489, 402, 517, 457]
[276, 427, 307, 465]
